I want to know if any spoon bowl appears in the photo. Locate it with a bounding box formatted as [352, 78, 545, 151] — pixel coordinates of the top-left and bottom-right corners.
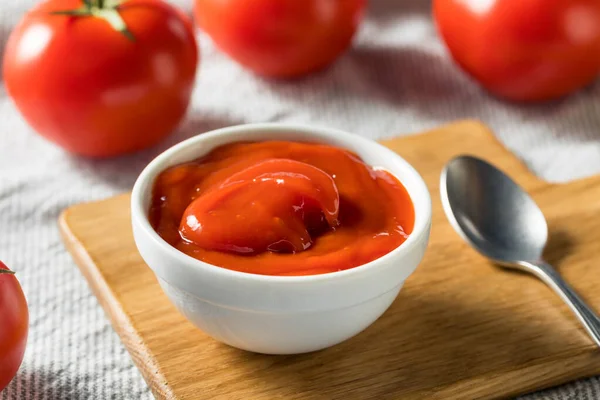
[441, 155, 600, 348]
[441, 155, 547, 266]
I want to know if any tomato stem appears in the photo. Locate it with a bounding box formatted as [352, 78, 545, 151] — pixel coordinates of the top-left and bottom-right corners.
[0, 269, 15, 275]
[51, 0, 134, 41]
[92, 8, 135, 41]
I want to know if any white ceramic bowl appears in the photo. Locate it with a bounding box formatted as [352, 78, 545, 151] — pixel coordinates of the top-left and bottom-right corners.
[131, 123, 432, 355]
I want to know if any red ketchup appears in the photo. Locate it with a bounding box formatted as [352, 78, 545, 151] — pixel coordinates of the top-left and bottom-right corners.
[149, 141, 414, 276]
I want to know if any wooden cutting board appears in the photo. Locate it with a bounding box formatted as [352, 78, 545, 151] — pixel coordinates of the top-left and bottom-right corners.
[59, 120, 600, 400]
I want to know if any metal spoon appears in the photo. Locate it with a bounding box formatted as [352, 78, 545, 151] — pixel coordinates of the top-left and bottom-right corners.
[440, 155, 600, 347]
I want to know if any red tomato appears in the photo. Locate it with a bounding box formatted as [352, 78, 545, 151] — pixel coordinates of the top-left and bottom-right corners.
[433, 0, 600, 102]
[194, 0, 366, 78]
[3, 0, 199, 158]
[0, 262, 28, 393]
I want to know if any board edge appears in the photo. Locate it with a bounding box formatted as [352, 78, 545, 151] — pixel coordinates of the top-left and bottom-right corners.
[380, 119, 544, 186]
[429, 348, 600, 399]
[58, 207, 176, 400]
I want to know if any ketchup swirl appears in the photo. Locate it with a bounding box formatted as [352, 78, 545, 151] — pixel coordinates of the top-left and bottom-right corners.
[149, 141, 414, 276]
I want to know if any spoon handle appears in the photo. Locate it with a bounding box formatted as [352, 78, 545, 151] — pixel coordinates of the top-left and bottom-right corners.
[524, 261, 600, 348]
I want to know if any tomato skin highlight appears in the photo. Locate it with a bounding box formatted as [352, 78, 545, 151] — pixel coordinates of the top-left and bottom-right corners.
[3, 0, 199, 158]
[433, 0, 600, 102]
[0, 262, 29, 393]
[194, 0, 367, 78]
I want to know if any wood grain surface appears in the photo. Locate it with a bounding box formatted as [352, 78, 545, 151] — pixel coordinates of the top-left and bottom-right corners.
[59, 120, 600, 400]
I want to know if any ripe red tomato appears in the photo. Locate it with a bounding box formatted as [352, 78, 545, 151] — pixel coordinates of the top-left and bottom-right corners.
[3, 0, 198, 158]
[194, 0, 366, 78]
[433, 0, 600, 102]
[0, 262, 28, 393]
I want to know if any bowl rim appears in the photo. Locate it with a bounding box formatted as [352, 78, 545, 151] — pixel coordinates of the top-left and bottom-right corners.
[131, 123, 432, 284]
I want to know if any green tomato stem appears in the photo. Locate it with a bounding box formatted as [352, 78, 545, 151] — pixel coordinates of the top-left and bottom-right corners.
[92, 8, 135, 41]
[51, 0, 134, 41]
[0, 269, 15, 275]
